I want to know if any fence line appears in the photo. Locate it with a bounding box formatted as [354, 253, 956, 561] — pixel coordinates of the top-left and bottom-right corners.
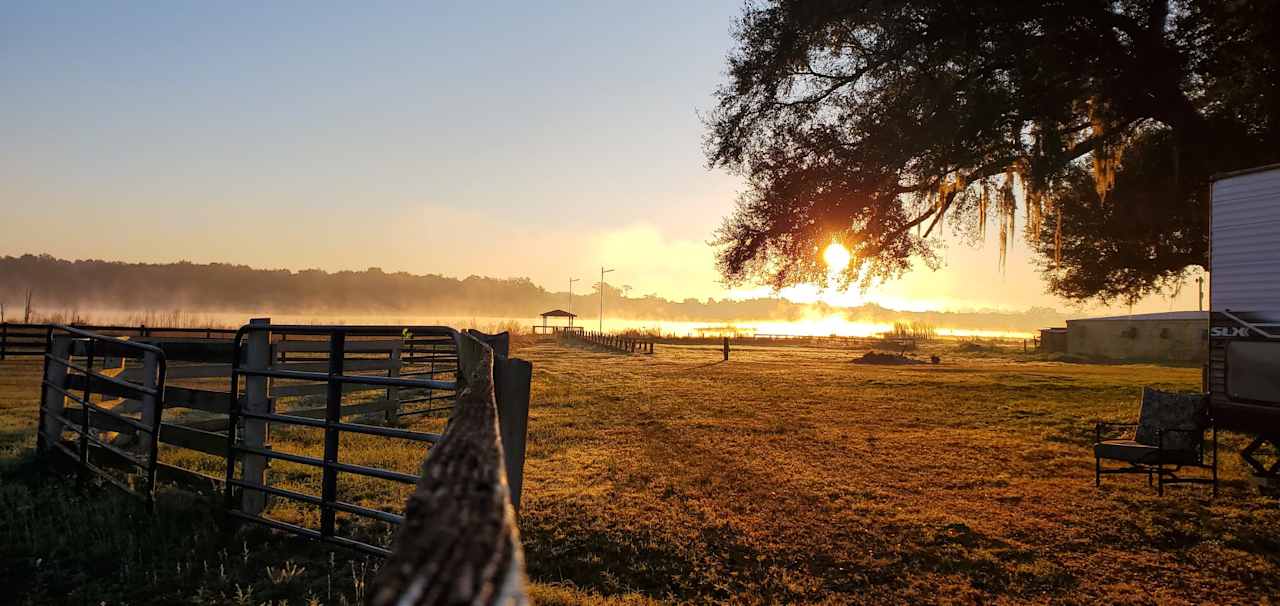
[2, 322, 238, 359]
[35, 321, 532, 602]
[1, 323, 48, 359]
[567, 330, 654, 354]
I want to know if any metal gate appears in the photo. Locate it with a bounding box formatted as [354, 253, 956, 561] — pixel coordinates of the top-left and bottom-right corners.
[223, 324, 464, 557]
[37, 325, 168, 508]
[31, 320, 529, 559]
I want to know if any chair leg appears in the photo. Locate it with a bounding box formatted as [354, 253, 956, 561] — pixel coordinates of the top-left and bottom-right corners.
[1212, 427, 1219, 498]
[1095, 456, 1101, 487]
[1157, 461, 1165, 496]
[1147, 470, 1153, 486]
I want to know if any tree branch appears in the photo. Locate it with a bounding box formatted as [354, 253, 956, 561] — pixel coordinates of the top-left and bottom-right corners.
[921, 189, 959, 239]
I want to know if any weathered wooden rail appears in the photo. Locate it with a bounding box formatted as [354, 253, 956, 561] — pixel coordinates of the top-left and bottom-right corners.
[2, 322, 237, 359]
[371, 331, 528, 605]
[568, 330, 654, 354]
[1, 322, 48, 358]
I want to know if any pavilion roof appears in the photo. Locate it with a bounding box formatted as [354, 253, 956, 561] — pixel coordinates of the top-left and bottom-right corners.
[540, 309, 577, 318]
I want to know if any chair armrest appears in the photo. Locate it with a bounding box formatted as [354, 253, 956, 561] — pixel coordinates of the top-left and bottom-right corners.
[1095, 422, 1138, 442]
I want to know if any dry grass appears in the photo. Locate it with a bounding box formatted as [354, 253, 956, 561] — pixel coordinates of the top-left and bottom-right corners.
[2, 340, 1279, 604]
[517, 340, 1279, 604]
[24, 309, 237, 328]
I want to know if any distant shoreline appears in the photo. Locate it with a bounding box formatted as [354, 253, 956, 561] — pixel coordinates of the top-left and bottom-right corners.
[1, 253, 1068, 334]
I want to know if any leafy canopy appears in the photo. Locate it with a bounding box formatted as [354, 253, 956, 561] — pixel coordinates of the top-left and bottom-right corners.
[705, 0, 1280, 305]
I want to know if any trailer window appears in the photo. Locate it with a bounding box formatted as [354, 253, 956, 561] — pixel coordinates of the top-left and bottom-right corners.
[1227, 341, 1280, 404]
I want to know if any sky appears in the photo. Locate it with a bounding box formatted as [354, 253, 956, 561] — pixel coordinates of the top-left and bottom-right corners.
[1, 1, 1204, 316]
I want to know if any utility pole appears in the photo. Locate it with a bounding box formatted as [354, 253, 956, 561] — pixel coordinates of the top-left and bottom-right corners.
[568, 277, 579, 329]
[599, 267, 614, 333]
[1196, 275, 1205, 311]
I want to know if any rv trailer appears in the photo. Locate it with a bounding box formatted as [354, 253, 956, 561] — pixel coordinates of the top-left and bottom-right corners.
[1208, 163, 1280, 489]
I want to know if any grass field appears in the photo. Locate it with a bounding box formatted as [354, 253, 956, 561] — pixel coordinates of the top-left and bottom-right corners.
[2, 339, 1278, 604]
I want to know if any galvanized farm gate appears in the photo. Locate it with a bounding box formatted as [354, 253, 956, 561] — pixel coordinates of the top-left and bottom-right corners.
[37, 325, 168, 508]
[34, 320, 532, 602]
[224, 323, 480, 557]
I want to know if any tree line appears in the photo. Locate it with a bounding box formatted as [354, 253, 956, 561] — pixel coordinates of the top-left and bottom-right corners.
[0, 254, 1070, 332]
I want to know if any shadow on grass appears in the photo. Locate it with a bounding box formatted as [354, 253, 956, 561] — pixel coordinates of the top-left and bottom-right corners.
[0, 456, 381, 605]
[521, 511, 788, 603]
[664, 360, 727, 374]
[521, 507, 1082, 603]
[1028, 353, 1205, 368]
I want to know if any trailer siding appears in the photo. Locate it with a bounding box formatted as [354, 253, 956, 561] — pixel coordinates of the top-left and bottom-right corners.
[1211, 168, 1280, 314]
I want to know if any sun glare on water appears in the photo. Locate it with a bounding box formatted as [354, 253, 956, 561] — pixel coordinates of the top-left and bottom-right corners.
[823, 241, 851, 274]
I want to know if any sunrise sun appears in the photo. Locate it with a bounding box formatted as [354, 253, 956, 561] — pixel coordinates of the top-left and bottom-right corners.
[822, 241, 851, 273]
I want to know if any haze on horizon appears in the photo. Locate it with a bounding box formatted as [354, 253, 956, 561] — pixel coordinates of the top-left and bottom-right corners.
[1, 1, 1204, 317]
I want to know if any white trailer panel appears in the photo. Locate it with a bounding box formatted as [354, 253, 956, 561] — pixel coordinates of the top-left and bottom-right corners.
[1211, 164, 1280, 317]
[1208, 164, 1280, 446]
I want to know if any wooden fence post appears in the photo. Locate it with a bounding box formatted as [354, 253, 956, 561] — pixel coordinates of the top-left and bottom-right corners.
[139, 350, 160, 447]
[241, 318, 271, 515]
[1, 322, 6, 360]
[465, 329, 510, 358]
[139, 348, 161, 508]
[460, 329, 529, 509]
[494, 355, 531, 512]
[385, 342, 402, 423]
[38, 335, 73, 453]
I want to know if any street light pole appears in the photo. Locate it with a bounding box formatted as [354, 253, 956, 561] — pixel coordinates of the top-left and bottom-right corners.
[599, 267, 614, 333]
[568, 278, 579, 328]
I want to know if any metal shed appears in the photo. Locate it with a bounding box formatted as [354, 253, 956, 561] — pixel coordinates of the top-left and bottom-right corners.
[1065, 311, 1207, 361]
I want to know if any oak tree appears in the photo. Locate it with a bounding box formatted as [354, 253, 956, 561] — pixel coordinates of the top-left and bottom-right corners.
[706, 0, 1280, 304]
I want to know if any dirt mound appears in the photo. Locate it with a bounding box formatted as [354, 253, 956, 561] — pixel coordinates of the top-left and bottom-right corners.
[851, 351, 926, 365]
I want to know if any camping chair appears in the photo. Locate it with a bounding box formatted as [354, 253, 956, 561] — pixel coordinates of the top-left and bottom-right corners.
[1094, 387, 1217, 496]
